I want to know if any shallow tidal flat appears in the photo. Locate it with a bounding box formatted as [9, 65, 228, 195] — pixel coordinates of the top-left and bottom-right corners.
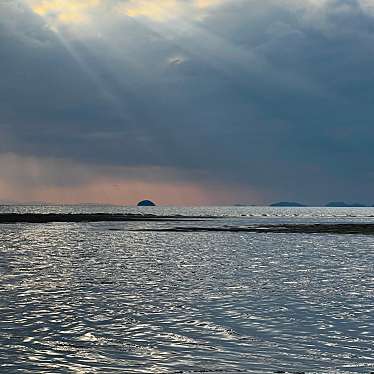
[2, 213, 374, 235]
[0, 206, 373, 373]
[0, 213, 205, 224]
[132, 222, 374, 235]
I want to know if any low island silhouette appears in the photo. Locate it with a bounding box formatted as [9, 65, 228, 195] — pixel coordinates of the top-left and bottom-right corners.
[269, 201, 369, 207]
[325, 201, 367, 207]
[270, 202, 307, 207]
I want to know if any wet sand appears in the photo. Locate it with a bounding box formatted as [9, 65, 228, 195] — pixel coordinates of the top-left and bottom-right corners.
[0, 213, 207, 223]
[1, 213, 374, 234]
[134, 223, 374, 235]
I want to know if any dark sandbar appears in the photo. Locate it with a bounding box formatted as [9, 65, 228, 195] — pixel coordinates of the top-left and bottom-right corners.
[0, 213, 210, 224]
[1, 214, 374, 234]
[133, 223, 374, 235]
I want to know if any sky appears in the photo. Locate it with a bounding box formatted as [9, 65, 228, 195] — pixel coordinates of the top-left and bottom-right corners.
[1, 0, 374, 205]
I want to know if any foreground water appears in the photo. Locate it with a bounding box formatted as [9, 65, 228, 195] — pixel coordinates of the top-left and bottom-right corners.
[0, 206, 373, 373]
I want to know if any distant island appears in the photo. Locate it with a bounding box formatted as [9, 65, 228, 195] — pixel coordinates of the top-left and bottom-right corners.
[234, 204, 256, 207]
[137, 200, 156, 207]
[325, 202, 367, 207]
[270, 202, 307, 207]
[268, 201, 369, 207]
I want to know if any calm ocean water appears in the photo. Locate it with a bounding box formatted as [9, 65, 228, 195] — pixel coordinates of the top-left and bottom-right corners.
[0, 206, 373, 373]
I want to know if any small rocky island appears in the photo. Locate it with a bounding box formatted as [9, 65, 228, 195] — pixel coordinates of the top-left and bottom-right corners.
[137, 200, 156, 207]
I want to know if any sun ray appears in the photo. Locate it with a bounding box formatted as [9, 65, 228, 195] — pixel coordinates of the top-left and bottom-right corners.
[22, 0, 250, 183]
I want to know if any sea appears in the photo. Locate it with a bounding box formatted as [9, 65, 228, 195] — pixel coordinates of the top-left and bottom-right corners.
[0, 205, 373, 374]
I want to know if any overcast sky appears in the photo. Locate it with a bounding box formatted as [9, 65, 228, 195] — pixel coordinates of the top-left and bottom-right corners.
[1, 0, 374, 205]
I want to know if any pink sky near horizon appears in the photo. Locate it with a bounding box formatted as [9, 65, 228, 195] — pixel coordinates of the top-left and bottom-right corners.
[0, 153, 263, 205]
[0, 178, 262, 206]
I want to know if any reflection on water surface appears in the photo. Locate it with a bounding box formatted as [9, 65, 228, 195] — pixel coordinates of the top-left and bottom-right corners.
[0, 206, 373, 373]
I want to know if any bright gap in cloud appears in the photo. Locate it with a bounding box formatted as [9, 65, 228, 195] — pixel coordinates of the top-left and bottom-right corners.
[27, 0, 100, 24]
[26, 0, 228, 26]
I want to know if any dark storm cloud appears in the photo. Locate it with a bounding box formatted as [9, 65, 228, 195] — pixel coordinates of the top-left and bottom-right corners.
[1, 0, 374, 202]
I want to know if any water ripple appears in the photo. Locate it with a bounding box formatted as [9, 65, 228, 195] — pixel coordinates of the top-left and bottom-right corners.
[0, 221, 373, 373]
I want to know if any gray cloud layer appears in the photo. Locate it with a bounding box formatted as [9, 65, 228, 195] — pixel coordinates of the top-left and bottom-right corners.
[1, 0, 374, 203]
